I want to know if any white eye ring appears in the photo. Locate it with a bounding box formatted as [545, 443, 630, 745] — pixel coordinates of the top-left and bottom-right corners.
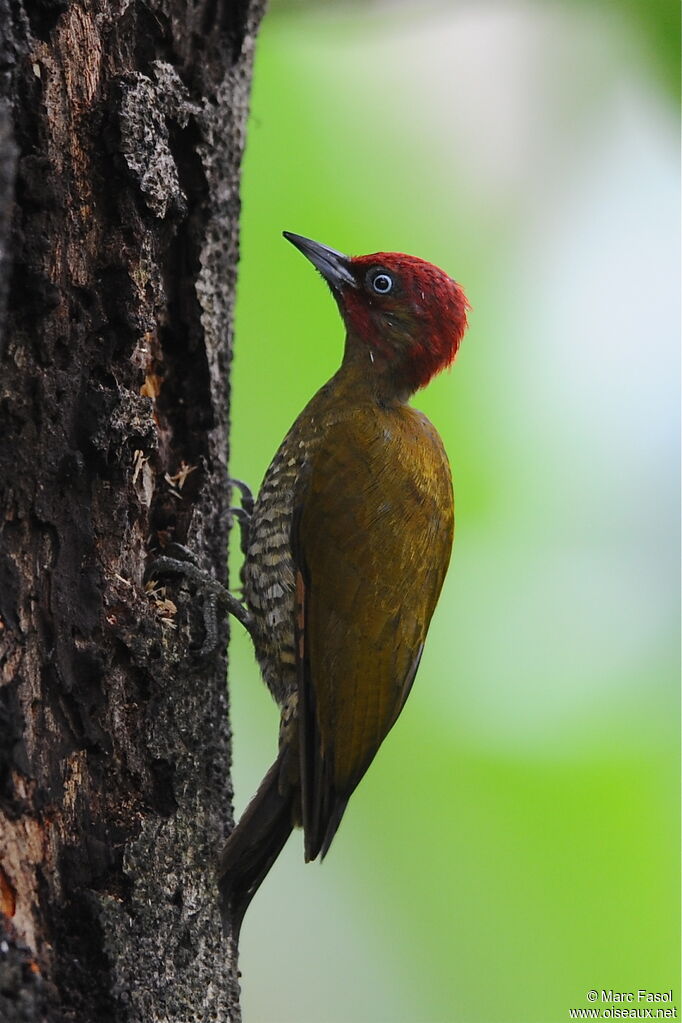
[372, 273, 393, 294]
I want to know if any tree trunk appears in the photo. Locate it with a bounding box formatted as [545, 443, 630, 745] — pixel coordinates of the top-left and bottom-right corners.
[0, 0, 264, 1019]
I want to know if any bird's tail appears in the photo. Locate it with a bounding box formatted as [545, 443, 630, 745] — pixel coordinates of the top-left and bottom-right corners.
[219, 752, 294, 940]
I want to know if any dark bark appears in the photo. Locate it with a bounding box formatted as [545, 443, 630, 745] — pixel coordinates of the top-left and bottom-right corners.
[0, 0, 265, 1019]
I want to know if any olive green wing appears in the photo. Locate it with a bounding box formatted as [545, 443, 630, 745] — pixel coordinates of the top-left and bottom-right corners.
[292, 407, 454, 861]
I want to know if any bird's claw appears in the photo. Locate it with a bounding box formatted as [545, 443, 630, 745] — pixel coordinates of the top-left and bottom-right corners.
[228, 507, 251, 556]
[229, 477, 255, 518]
[160, 542, 201, 567]
[228, 477, 254, 567]
[149, 550, 256, 647]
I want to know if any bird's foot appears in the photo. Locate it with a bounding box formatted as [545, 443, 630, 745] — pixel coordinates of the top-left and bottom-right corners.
[229, 477, 255, 517]
[148, 544, 256, 655]
[228, 478, 254, 556]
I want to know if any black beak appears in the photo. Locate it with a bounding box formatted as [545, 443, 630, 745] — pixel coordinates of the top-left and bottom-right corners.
[283, 232, 357, 290]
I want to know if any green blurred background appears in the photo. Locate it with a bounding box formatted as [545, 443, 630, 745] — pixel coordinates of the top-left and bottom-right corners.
[227, 2, 680, 1021]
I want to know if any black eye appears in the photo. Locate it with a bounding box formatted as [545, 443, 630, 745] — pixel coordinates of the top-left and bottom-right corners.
[372, 272, 393, 294]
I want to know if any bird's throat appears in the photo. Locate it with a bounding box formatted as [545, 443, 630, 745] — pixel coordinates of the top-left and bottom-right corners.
[340, 333, 413, 405]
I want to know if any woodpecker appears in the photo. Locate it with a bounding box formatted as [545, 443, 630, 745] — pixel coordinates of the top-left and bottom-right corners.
[173, 233, 469, 935]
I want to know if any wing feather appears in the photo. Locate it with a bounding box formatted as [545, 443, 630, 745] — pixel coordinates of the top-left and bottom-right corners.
[292, 405, 454, 860]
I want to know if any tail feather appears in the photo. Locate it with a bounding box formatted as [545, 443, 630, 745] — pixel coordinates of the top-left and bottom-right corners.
[219, 753, 294, 940]
[318, 793, 349, 861]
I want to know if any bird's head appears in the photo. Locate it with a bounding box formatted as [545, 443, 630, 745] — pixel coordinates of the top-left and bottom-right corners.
[284, 231, 469, 397]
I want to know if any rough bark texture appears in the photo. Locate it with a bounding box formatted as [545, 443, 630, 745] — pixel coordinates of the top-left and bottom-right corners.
[0, 0, 265, 1019]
